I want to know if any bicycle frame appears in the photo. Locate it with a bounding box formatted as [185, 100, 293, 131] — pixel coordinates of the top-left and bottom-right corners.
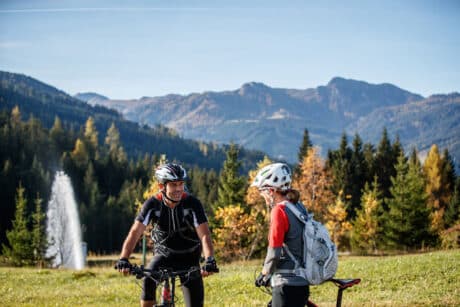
[265, 278, 361, 307]
[130, 265, 201, 307]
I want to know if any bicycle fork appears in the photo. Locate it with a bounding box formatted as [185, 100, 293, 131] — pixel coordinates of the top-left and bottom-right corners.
[160, 279, 172, 306]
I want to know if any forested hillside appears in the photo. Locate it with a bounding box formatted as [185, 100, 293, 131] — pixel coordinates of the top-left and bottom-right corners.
[0, 71, 265, 171]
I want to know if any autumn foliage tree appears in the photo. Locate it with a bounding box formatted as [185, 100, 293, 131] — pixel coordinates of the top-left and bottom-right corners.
[351, 177, 381, 254]
[214, 156, 272, 261]
[293, 147, 335, 223]
[213, 205, 258, 262]
[423, 145, 450, 236]
[326, 191, 352, 249]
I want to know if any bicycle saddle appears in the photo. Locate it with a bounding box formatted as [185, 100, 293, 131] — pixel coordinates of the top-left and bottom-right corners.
[329, 278, 361, 289]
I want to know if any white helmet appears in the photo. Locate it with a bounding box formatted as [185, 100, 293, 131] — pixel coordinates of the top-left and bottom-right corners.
[251, 163, 292, 191]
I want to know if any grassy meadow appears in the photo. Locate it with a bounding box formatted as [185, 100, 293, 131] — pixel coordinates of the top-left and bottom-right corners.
[1, 250, 459, 306]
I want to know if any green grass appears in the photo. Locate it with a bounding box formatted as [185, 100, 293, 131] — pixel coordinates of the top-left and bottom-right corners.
[1, 250, 459, 306]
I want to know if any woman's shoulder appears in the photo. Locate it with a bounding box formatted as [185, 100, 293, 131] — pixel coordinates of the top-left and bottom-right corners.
[271, 202, 289, 218]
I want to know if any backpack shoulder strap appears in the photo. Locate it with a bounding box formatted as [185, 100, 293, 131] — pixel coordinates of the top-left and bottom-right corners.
[277, 202, 307, 273]
[285, 202, 308, 224]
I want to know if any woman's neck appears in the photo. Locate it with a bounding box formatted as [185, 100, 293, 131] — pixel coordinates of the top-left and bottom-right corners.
[272, 193, 287, 204]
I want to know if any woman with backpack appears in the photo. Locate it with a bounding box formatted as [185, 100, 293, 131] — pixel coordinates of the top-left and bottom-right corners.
[252, 163, 309, 307]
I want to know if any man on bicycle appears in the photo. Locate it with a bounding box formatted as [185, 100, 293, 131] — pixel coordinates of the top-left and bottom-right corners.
[115, 163, 219, 307]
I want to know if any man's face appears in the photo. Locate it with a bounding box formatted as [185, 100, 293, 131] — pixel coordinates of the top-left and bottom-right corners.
[164, 181, 185, 202]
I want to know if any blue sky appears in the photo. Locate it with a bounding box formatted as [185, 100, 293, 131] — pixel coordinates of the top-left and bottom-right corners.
[1, 0, 459, 99]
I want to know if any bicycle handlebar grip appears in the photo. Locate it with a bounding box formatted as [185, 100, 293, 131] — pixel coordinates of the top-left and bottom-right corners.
[114, 258, 132, 271]
[202, 256, 219, 273]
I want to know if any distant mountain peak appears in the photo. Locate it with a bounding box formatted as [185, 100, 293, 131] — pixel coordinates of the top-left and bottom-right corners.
[239, 81, 271, 96]
[241, 81, 269, 88]
[327, 77, 371, 88]
[328, 76, 348, 84]
[75, 92, 109, 105]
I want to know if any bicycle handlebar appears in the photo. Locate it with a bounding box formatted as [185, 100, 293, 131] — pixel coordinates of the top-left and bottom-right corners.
[129, 264, 201, 280]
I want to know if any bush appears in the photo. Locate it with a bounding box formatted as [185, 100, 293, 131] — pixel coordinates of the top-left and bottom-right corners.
[441, 223, 460, 249]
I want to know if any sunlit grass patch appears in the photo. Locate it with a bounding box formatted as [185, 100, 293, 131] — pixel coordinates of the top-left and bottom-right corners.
[1, 250, 459, 306]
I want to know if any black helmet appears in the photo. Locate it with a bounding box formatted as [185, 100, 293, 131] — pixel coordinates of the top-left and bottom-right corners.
[155, 163, 187, 184]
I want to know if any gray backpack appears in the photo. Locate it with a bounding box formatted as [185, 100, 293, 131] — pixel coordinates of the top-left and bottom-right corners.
[283, 202, 338, 285]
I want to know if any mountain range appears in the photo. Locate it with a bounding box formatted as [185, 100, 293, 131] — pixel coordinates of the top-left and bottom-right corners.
[76, 77, 460, 168]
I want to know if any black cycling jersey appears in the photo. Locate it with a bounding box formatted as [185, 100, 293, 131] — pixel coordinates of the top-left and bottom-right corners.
[136, 192, 208, 256]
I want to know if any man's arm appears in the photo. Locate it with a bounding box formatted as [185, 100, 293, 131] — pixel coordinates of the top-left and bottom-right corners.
[120, 220, 146, 259]
[196, 222, 217, 276]
[196, 222, 214, 259]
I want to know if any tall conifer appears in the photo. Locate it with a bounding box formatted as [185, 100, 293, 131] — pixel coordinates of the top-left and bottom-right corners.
[295, 128, 313, 177]
[374, 127, 396, 203]
[215, 143, 246, 209]
[383, 153, 431, 249]
[2, 184, 33, 265]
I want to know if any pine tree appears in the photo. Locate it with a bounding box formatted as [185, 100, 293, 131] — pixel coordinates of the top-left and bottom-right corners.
[2, 183, 33, 266]
[50, 116, 66, 153]
[391, 135, 404, 164]
[409, 147, 421, 169]
[31, 193, 47, 266]
[327, 132, 352, 199]
[441, 148, 456, 203]
[81, 162, 102, 251]
[363, 142, 376, 181]
[295, 128, 313, 177]
[444, 183, 460, 228]
[349, 133, 367, 219]
[204, 169, 219, 211]
[383, 153, 431, 250]
[374, 127, 396, 202]
[215, 143, 246, 210]
[103, 123, 128, 196]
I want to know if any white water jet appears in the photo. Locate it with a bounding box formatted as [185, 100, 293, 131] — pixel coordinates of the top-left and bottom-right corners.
[46, 171, 84, 270]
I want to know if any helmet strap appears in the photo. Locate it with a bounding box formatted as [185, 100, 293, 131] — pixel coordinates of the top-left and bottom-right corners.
[161, 190, 180, 204]
[267, 189, 276, 209]
[160, 184, 181, 205]
[268, 196, 276, 209]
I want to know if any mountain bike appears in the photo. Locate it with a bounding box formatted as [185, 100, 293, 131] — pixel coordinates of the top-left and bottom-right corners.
[261, 277, 361, 307]
[129, 264, 203, 307]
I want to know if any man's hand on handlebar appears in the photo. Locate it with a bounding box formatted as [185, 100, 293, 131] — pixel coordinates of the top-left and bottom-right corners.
[114, 257, 132, 275]
[201, 256, 219, 277]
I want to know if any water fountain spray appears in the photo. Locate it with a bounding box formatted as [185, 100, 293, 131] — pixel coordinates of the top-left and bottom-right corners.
[46, 171, 84, 269]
